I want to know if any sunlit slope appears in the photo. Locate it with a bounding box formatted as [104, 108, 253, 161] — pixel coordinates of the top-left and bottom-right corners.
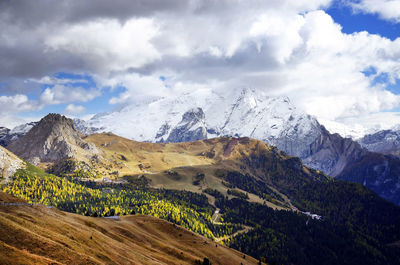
[0, 192, 258, 265]
[85, 133, 328, 209]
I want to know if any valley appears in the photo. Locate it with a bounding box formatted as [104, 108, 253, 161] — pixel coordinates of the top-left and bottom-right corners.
[1, 114, 400, 264]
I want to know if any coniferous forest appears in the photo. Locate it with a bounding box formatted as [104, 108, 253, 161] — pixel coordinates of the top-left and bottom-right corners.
[3, 162, 400, 265]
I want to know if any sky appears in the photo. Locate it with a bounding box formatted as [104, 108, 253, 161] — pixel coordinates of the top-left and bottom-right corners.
[1, 0, 400, 136]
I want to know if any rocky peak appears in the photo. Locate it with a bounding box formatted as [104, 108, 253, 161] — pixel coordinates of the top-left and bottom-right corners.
[181, 107, 205, 123]
[358, 129, 400, 156]
[7, 113, 99, 165]
[166, 108, 207, 143]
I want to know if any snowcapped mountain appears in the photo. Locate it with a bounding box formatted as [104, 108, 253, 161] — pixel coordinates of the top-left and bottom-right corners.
[72, 118, 105, 136]
[0, 122, 38, 146]
[84, 88, 362, 176]
[358, 127, 400, 156]
[87, 88, 322, 153]
[164, 108, 207, 143]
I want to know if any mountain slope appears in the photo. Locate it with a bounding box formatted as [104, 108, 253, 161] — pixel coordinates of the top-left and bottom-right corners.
[337, 152, 400, 205]
[7, 114, 99, 165]
[79, 89, 400, 206]
[84, 133, 328, 209]
[4, 135, 400, 264]
[84, 88, 346, 175]
[0, 192, 258, 265]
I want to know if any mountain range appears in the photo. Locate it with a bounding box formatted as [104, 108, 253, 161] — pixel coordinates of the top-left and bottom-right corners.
[3, 88, 399, 205]
[1, 113, 400, 264]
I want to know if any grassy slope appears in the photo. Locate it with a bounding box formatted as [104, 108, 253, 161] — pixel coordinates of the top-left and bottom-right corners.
[85, 133, 297, 209]
[0, 192, 258, 265]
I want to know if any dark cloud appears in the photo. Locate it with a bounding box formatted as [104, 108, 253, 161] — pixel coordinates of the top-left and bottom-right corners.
[0, 0, 187, 27]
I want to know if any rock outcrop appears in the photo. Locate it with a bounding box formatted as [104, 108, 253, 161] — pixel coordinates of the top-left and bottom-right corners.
[0, 146, 24, 181]
[7, 114, 99, 165]
[166, 108, 207, 143]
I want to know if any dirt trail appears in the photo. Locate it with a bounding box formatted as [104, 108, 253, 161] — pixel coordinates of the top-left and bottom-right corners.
[214, 225, 253, 243]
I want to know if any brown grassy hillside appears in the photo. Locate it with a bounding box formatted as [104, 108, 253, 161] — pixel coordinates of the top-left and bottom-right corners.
[0, 192, 259, 265]
[83, 133, 325, 210]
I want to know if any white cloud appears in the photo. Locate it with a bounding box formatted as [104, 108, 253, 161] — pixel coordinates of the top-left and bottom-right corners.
[2, 0, 400, 135]
[64, 104, 85, 114]
[39, 85, 101, 106]
[349, 0, 400, 22]
[0, 94, 40, 128]
[0, 94, 38, 113]
[44, 18, 161, 74]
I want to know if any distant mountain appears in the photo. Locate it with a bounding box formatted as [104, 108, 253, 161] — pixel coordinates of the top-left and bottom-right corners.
[85, 88, 343, 173]
[73, 118, 105, 136]
[358, 128, 400, 156]
[7, 114, 99, 165]
[0, 122, 38, 146]
[4, 90, 400, 206]
[165, 107, 207, 143]
[337, 152, 400, 205]
[49, 89, 400, 205]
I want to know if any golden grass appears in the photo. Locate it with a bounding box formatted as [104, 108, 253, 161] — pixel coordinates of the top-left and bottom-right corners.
[0, 192, 260, 265]
[83, 133, 289, 209]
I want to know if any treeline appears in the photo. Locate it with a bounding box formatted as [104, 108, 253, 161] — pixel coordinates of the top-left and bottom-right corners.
[3, 169, 241, 240]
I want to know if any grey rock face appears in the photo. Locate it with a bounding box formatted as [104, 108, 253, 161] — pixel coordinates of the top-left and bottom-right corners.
[0, 146, 24, 181]
[359, 129, 400, 156]
[166, 108, 207, 143]
[265, 115, 324, 162]
[7, 114, 99, 165]
[301, 127, 367, 177]
[155, 123, 171, 142]
[0, 119, 102, 148]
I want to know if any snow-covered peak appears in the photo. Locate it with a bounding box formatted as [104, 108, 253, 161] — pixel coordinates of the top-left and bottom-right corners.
[86, 88, 324, 159]
[10, 122, 38, 135]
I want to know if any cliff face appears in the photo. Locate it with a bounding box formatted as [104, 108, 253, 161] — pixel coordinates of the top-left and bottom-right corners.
[7, 114, 99, 165]
[302, 127, 367, 177]
[0, 146, 24, 181]
[166, 108, 207, 143]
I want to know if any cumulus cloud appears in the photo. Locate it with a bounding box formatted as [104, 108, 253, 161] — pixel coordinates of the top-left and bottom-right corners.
[349, 0, 400, 22]
[39, 85, 101, 106]
[1, 0, 400, 133]
[64, 104, 85, 114]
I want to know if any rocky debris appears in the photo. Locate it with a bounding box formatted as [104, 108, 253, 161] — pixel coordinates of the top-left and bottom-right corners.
[0, 146, 24, 181]
[166, 108, 207, 143]
[7, 114, 99, 165]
